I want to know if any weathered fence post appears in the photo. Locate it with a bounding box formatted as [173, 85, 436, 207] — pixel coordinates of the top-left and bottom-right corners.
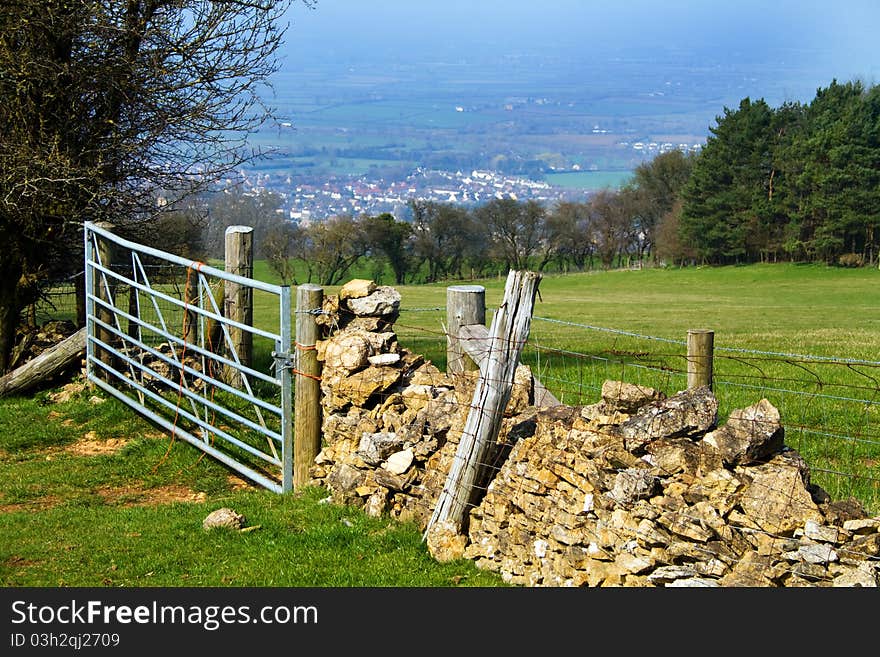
[427, 270, 542, 547]
[182, 266, 199, 346]
[687, 328, 714, 390]
[75, 270, 86, 329]
[294, 283, 324, 490]
[93, 222, 117, 381]
[127, 271, 139, 342]
[223, 225, 253, 386]
[446, 284, 486, 374]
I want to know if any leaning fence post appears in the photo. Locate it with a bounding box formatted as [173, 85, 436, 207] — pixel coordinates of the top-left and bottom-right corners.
[294, 284, 323, 490]
[446, 284, 486, 374]
[687, 328, 714, 390]
[427, 271, 541, 544]
[223, 225, 253, 387]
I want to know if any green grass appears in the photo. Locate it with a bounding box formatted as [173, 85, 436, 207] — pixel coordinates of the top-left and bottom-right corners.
[12, 261, 880, 587]
[0, 386, 506, 587]
[381, 263, 880, 513]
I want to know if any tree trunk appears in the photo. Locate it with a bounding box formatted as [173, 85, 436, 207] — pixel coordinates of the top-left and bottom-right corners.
[0, 259, 24, 374]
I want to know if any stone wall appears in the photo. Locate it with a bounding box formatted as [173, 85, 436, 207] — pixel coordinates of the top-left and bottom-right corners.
[308, 279, 880, 587]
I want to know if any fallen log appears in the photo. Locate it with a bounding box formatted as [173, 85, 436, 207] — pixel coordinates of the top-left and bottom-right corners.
[0, 327, 87, 397]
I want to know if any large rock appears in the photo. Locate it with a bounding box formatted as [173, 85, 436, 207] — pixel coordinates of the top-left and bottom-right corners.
[737, 454, 824, 534]
[203, 508, 245, 531]
[346, 286, 401, 317]
[702, 398, 784, 466]
[601, 380, 666, 414]
[339, 279, 376, 301]
[617, 385, 718, 453]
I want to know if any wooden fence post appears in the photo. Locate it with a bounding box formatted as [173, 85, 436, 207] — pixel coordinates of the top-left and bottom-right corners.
[182, 267, 199, 346]
[294, 283, 323, 490]
[446, 284, 486, 374]
[94, 221, 117, 380]
[427, 271, 541, 540]
[687, 328, 714, 390]
[223, 225, 253, 387]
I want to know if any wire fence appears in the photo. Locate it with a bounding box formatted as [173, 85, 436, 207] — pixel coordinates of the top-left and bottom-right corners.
[525, 315, 880, 513]
[29, 285, 880, 515]
[390, 306, 880, 517]
[28, 273, 83, 328]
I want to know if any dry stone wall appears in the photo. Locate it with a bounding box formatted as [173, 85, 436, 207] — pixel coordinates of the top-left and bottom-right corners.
[308, 279, 880, 587]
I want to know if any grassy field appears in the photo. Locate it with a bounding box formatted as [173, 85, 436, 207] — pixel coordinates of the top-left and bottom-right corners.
[240, 260, 880, 511]
[0, 384, 507, 587]
[4, 261, 880, 587]
[370, 263, 880, 514]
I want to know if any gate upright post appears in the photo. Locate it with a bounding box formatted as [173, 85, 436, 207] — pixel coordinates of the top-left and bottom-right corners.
[278, 285, 294, 493]
[93, 221, 117, 381]
[294, 284, 323, 490]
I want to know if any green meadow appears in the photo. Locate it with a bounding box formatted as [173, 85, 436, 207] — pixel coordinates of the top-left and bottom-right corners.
[325, 263, 880, 513]
[3, 262, 879, 587]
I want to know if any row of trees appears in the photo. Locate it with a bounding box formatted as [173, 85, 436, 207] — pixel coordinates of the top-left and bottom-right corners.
[1, 0, 874, 374]
[674, 80, 880, 265]
[188, 148, 692, 286]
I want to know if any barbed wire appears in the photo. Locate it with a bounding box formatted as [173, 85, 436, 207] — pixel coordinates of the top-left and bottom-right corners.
[533, 315, 880, 366]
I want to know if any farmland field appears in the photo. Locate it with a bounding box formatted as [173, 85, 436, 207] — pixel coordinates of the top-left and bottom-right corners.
[3, 262, 878, 589]
[312, 262, 880, 513]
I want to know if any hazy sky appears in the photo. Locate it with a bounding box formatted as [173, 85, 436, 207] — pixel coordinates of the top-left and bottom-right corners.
[281, 0, 880, 92]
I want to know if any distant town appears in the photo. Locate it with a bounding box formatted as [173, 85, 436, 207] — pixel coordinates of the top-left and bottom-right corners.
[227, 166, 598, 224]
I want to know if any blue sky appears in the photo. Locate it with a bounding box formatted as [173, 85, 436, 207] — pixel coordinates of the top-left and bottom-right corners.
[281, 0, 880, 84]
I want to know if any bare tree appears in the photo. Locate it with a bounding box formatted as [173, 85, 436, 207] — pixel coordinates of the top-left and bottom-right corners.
[301, 215, 368, 286]
[0, 0, 307, 372]
[546, 201, 596, 271]
[476, 198, 548, 271]
[262, 221, 304, 286]
[410, 200, 484, 282]
[590, 189, 633, 269]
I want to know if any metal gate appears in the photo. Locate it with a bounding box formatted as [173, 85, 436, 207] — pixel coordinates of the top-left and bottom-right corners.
[83, 221, 294, 492]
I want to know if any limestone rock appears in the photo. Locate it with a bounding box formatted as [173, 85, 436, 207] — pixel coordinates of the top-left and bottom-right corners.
[608, 468, 658, 506]
[384, 448, 414, 475]
[702, 398, 784, 466]
[737, 456, 823, 534]
[203, 507, 245, 531]
[346, 286, 401, 317]
[426, 520, 467, 562]
[335, 366, 402, 406]
[617, 385, 718, 453]
[319, 332, 372, 372]
[601, 380, 666, 414]
[368, 352, 401, 366]
[339, 279, 376, 301]
[357, 432, 404, 466]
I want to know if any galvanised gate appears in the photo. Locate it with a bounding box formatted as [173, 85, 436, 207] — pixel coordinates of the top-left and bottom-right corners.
[83, 221, 294, 492]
